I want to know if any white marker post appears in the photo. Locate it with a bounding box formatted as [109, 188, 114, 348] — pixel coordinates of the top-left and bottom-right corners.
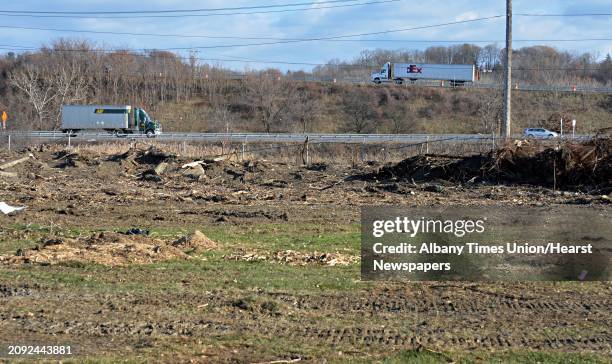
[572, 119, 576, 139]
[560, 118, 563, 138]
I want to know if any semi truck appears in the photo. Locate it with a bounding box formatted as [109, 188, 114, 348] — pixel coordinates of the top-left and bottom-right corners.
[371, 62, 477, 85]
[60, 105, 162, 137]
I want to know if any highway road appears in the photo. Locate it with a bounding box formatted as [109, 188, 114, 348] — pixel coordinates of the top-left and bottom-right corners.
[234, 75, 612, 94]
[2, 131, 592, 144]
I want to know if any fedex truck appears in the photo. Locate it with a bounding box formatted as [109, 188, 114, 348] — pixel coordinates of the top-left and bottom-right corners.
[371, 62, 477, 85]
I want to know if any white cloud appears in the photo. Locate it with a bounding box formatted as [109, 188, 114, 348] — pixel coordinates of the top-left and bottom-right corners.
[0, 0, 609, 70]
[455, 11, 480, 22]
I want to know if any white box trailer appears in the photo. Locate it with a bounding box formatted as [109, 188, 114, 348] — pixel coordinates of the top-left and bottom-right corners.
[61, 105, 162, 137]
[371, 62, 476, 85]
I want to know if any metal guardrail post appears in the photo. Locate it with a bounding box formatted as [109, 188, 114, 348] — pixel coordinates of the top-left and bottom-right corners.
[242, 136, 247, 160]
[305, 137, 310, 166]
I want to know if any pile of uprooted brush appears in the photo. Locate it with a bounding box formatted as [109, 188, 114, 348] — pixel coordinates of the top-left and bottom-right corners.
[489, 138, 611, 192]
[371, 138, 611, 192]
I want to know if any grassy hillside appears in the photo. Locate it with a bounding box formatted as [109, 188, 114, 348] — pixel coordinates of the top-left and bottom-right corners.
[150, 82, 612, 134]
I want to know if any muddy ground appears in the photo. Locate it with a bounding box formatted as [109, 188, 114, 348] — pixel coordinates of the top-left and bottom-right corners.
[0, 143, 610, 362]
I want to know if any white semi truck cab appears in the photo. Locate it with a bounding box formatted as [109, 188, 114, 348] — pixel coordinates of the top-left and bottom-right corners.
[371, 62, 393, 83]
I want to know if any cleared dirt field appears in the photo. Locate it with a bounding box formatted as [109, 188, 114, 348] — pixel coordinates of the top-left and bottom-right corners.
[0, 142, 610, 362]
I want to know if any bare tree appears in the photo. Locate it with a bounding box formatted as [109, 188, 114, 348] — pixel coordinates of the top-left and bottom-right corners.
[9, 65, 56, 130]
[342, 89, 377, 133]
[288, 89, 320, 133]
[247, 72, 294, 132]
[51, 61, 89, 129]
[386, 102, 418, 134]
[212, 104, 235, 132]
[477, 89, 503, 134]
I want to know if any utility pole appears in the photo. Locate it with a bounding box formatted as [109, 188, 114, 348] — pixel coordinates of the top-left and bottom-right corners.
[502, 0, 512, 138]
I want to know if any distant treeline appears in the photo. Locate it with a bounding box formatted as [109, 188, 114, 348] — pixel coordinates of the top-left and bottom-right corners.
[311, 44, 612, 85]
[0, 39, 610, 132]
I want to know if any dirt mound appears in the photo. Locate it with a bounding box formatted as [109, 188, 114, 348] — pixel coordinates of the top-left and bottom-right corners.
[372, 138, 612, 192]
[171, 230, 217, 252]
[224, 250, 358, 266]
[0, 231, 206, 266]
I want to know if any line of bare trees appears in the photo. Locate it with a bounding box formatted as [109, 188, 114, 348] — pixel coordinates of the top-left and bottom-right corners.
[0, 38, 610, 133]
[313, 44, 612, 87]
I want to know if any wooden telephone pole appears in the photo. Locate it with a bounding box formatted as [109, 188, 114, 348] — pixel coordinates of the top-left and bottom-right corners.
[502, 0, 513, 138]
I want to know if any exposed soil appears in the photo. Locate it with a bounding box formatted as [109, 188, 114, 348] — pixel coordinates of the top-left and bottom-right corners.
[0, 141, 609, 230]
[0, 230, 219, 266]
[0, 141, 610, 361]
[0, 282, 609, 361]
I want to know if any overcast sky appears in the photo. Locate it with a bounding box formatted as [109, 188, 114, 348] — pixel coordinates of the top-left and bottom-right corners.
[0, 0, 610, 71]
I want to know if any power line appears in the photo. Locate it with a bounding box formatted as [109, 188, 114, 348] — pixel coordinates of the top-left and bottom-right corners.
[0, 15, 504, 50]
[516, 13, 612, 17]
[1, 23, 608, 45]
[0, 0, 363, 14]
[0, 0, 400, 19]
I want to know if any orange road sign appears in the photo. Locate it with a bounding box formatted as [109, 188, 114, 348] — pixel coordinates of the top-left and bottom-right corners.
[1, 111, 6, 123]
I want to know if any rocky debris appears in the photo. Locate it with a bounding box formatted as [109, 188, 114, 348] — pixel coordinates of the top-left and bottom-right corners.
[224, 250, 357, 266]
[305, 162, 327, 172]
[53, 149, 99, 168]
[171, 230, 217, 253]
[154, 162, 168, 175]
[141, 171, 163, 182]
[182, 164, 206, 180]
[108, 145, 175, 166]
[122, 228, 150, 236]
[181, 161, 206, 169]
[135, 146, 176, 165]
[424, 184, 445, 193]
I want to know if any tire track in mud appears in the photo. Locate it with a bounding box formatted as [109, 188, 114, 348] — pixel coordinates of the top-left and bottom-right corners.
[1, 284, 610, 353]
[269, 325, 610, 351]
[270, 292, 611, 316]
[4, 312, 609, 352]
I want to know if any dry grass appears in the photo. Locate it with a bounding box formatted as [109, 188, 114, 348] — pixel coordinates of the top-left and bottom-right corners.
[1, 230, 218, 267]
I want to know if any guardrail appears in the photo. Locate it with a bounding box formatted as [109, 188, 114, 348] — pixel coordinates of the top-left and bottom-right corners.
[2, 131, 593, 144]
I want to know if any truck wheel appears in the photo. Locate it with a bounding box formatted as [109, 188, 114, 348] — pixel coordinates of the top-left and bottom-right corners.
[146, 130, 155, 138]
[394, 79, 403, 85]
[373, 78, 381, 84]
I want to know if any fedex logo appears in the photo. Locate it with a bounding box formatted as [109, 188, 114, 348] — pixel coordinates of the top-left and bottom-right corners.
[407, 65, 423, 73]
